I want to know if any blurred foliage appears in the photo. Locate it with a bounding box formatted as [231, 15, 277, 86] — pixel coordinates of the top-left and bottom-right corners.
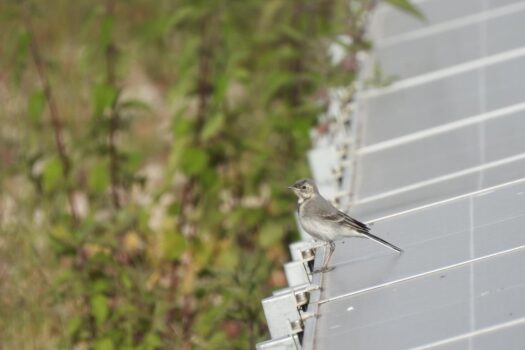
[0, 0, 419, 349]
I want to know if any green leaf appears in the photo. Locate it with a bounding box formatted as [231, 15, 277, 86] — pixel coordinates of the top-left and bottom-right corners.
[16, 31, 30, 57]
[386, 0, 425, 19]
[281, 25, 305, 43]
[28, 90, 45, 125]
[91, 294, 109, 326]
[140, 332, 162, 350]
[93, 83, 118, 116]
[214, 73, 230, 101]
[121, 273, 133, 290]
[163, 233, 187, 261]
[48, 225, 76, 255]
[13, 30, 30, 83]
[258, 222, 284, 248]
[66, 315, 82, 338]
[94, 338, 114, 350]
[88, 161, 110, 193]
[193, 238, 214, 267]
[180, 147, 209, 175]
[100, 16, 114, 49]
[216, 244, 238, 271]
[50, 224, 74, 242]
[119, 98, 151, 112]
[169, 6, 201, 27]
[193, 306, 223, 336]
[172, 118, 193, 138]
[200, 113, 224, 141]
[90, 279, 110, 294]
[122, 150, 143, 173]
[42, 157, 64, 193]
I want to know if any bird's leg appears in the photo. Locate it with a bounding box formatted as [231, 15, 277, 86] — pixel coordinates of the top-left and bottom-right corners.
[313, 241, 336, 274]
[314, 244, 329, 273]
[325, 241, 336, 269]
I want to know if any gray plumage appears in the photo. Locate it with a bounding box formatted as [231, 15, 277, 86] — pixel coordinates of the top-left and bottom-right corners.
[289, 178, 402, 272]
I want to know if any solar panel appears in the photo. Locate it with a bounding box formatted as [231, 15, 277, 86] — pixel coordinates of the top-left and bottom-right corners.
[257, 1, 525, 348]
[373, 3, 525, 79]
[315, 247, 525, 349]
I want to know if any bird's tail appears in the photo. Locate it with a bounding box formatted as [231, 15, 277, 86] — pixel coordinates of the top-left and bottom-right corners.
[362, 231, 403, 253]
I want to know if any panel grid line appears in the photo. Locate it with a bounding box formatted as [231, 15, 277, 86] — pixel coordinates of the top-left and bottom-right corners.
[366, 176, 525, 224]
[316, 244, 525, 305]
[468, 196, 476, 350]
[356, 153, 525, 206]
[357, 101, 525, 155]
[377, 1, 525, 48]
[364, 46, 525, 98]
[412, 316, 525, 349]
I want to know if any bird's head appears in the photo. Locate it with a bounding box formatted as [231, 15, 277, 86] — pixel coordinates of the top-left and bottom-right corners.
[288, 178, 318, 201]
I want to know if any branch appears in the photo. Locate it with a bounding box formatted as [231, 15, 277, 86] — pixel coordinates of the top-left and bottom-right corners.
[24, 12, 79, 224]
[195, 40, 211, 137]
[178, 20, 214, 350]
[105, 0, 121, 209]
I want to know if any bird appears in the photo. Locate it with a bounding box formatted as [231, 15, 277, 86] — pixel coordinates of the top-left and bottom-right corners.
[289, 178, 402, 273]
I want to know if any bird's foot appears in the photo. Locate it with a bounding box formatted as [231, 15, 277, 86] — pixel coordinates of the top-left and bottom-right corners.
[312, 266, 335, 274]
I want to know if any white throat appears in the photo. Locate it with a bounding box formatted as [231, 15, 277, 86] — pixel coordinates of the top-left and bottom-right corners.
[298, 193, 314, 205]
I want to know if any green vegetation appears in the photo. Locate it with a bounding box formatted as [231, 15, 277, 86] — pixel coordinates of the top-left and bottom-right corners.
[0, 0, 419, 349]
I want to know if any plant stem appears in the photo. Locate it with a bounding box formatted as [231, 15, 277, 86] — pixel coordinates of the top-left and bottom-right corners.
[105, 0, 121, 209]
[24, 13, 79, 224]
[178, 19, 214, 350]
[195, 24, 212, 139]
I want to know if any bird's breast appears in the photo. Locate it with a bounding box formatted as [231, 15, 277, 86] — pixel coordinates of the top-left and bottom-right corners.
[298, 215, 337, 241]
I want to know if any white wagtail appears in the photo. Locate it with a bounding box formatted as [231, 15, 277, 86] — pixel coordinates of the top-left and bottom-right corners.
[289, 178, 402, 273]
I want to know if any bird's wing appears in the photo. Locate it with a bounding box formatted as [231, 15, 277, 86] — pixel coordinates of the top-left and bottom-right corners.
[313, 197, 403, 252]
[322, 210, 403, 252]
[317, 202, 369, 234]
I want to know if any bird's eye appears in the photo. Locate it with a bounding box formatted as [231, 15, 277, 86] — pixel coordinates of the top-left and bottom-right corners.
[301, 185, 306, 190]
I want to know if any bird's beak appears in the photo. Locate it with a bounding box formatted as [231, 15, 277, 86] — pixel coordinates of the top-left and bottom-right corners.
[288, 185, 300, 196]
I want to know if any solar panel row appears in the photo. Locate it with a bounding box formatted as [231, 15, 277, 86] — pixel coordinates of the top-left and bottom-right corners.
[257, 1, 525, 348]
